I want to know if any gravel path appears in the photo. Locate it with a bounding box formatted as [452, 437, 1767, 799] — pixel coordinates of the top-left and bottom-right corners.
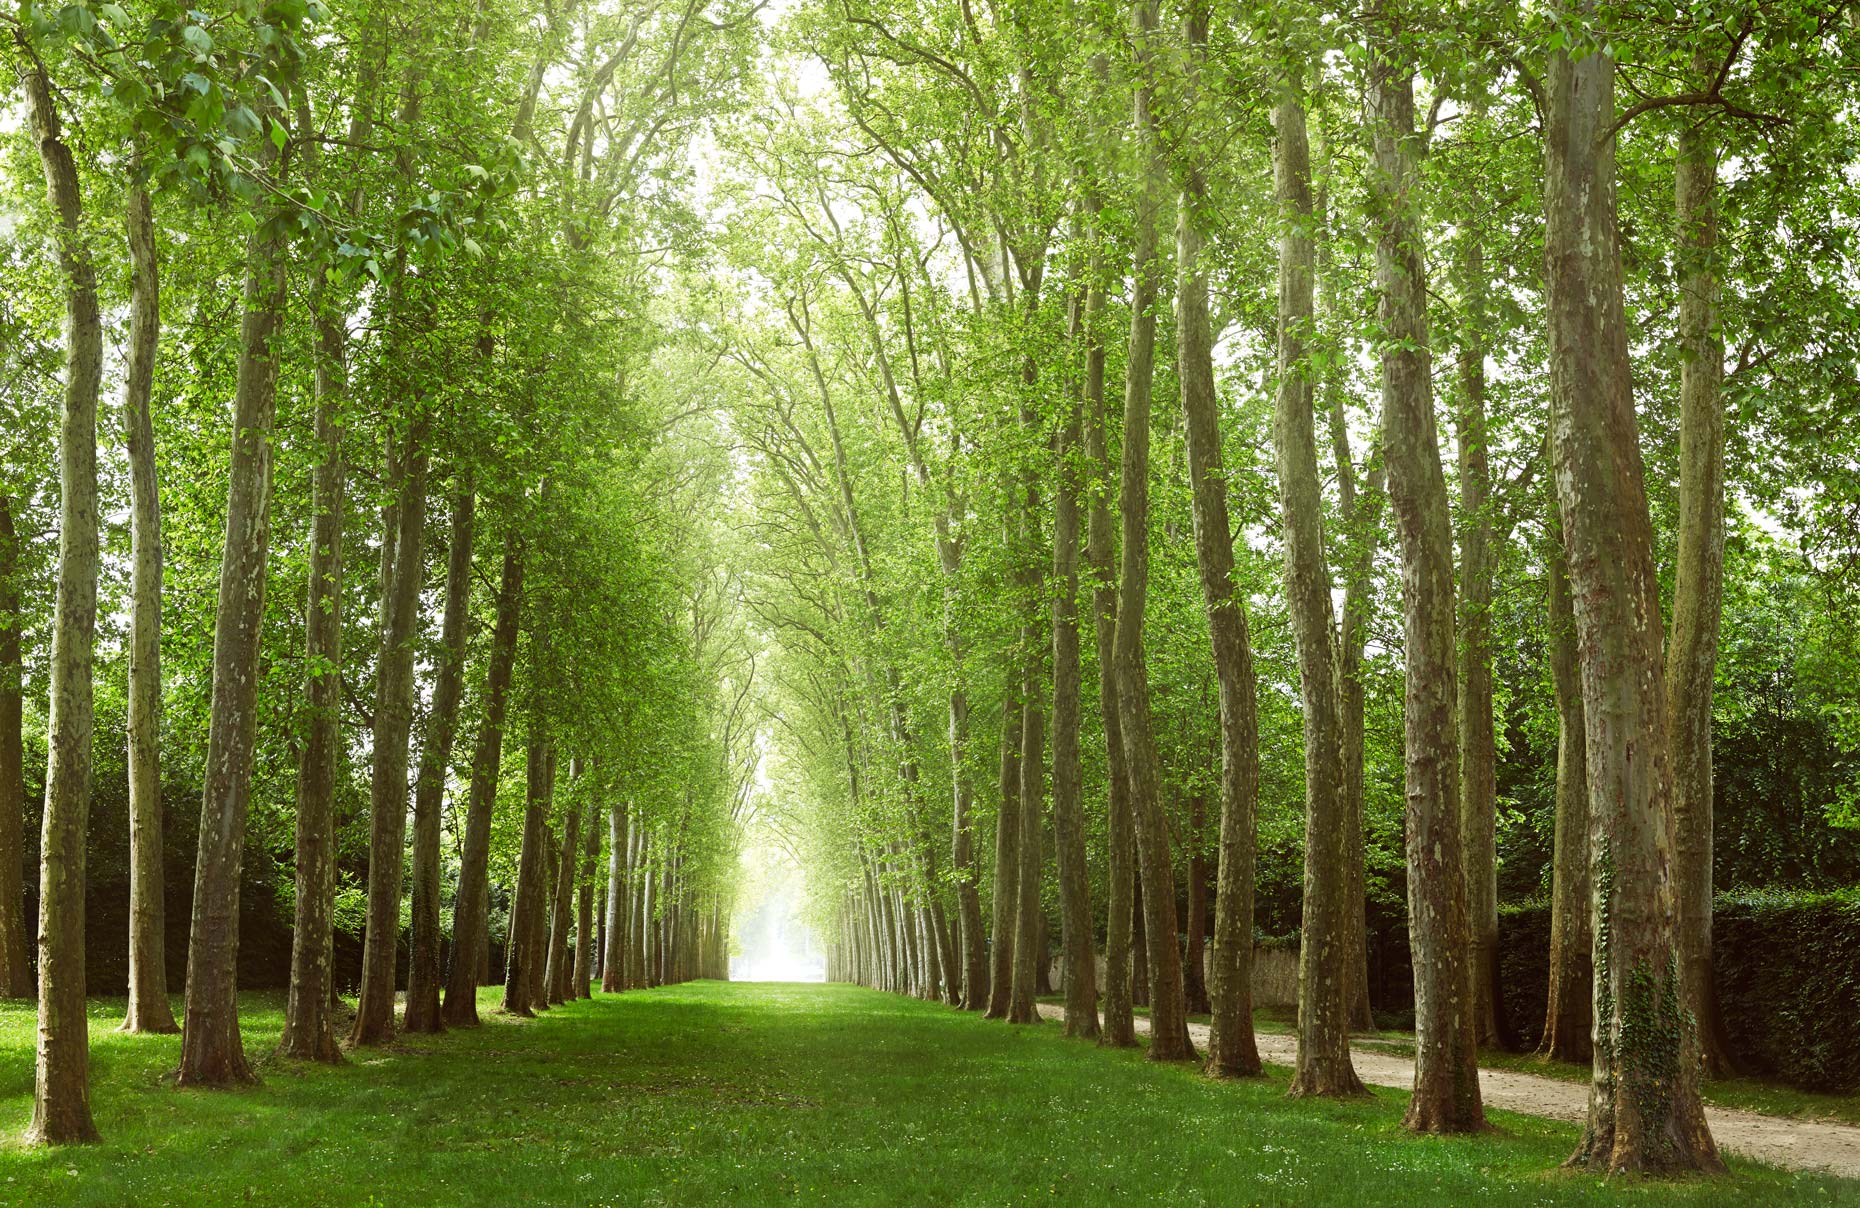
[1034, 1002, 1860, 1180]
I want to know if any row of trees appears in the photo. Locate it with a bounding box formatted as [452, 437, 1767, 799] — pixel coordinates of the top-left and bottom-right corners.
[3, 0, 759, 1145]
[723, 0, 1858, 1180]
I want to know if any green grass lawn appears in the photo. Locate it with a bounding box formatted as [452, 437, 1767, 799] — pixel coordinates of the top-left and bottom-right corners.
[1, 982, 1854, 1206]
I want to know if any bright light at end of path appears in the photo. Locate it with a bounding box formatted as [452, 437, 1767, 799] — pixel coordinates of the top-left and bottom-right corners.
[731, 834, 825, 982]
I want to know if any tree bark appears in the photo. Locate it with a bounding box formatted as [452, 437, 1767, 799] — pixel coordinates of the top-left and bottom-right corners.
[351, 428, 431, 1046]
[1009, 667, 1044, 1024]
[442, 535, 524, 1026]
[21, 51, 103, 1142]
[1115, 1, 1193, 1063]
[1271, 83, 1363, 1099]
[117, 183, 176, 1036]
[544, 793, 581, 1004]
[1667, 96, 1734, 1078]
[1367, 46, 1483, 1133]
[0, 494, 29, 1000]
[178, 215, 288, 1089]
[1544, 11, 1721, 1173]
[603, 799, 629, 991]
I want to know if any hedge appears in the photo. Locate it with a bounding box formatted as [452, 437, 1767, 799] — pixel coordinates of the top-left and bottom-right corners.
[1485, 889, 1860, 1094]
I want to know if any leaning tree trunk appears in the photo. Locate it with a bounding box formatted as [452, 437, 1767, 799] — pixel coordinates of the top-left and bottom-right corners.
[1271, 82, 1363, 1101]
[21, 52, 103, 1143]
[0, 495, 29, 1000]
[405, 484, 475, 1034]
[279, 268, 350, 1064]
[1115, 0, 1193, 1064]
[1544, 11, 1721, 1173]
[1174, 68, 1263, 1071]
[1667, 96, 1734, 1078]
[352, 428, 431, 1047]
[118, 183, 176, 1036]
[1368, 47, 1483, 1134]
[1540, 508, 1592, 1063]
[179, 213, 288, 1090]
[1050, 271, 1099, 1040]
[442, 535, 524, 1026]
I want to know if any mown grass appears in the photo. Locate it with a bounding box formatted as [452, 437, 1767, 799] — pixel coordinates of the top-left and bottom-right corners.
[0, 982, 1854, 1206]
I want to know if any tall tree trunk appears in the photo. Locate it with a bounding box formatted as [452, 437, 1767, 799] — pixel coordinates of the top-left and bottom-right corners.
[118, 183, 176, 1036]
[604, 800, 629, 991]
[1084, 260, 1137, 1053]
[1368, 45, 1483, 1134]
[505, 731, 552, 1015]
[442, 536, 524, 1026]
[1317, 162, 1383, 1036]
[352, 429, 431, 1047]
[985, 692, 1021, 1019]
[1116, 0, 1192, 1063]
[545, 793, 581, 1004]
[405, 484, 474, 1034]
[1544, 11, 1721, 1173]
[1051, 275, 1099, 1040]
[21, 51, 103, 1142]
[280, 244, 351, 1065]
[0, 495, 28, 1000]
[1009, 670, 1044, 1024]
[178, 214, 288, 1090]
[949, 682, 987, 1008]
[576, 799, 598, 997]
[1451, 96, 1506, 1053]
[1668, 96, 1734, 1078]
[1182, 799, 1209, 1018]
[1271, 83, 1363, 1100]
[1540, 510, 1592, 1063]
[1174, 65, 1262, 1068]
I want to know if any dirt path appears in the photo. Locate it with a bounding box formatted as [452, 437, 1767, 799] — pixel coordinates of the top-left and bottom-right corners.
[1034, 1003, 1860, 1181]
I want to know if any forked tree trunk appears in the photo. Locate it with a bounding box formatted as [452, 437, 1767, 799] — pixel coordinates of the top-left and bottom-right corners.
[1116, 1, 1192, 1064]
[405, 485, 474, 1032]
[1271, 83, 1362, 1100]
[1668, 97, 1734, 1078]
[0, 495, 29, 1000]
[179, 216, 288, 1090]
[1173, 52, 1262, 1068]
[118, 183, 176, 1036]
[1540, 512, 1592, 1063]
[22, 52, 103, 1142]
[352, 429, 430, 1047]
[441, 536, 523, 1026]
[1544, 12, 1721, 1173]
[1367, 46, 1483, 1133]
